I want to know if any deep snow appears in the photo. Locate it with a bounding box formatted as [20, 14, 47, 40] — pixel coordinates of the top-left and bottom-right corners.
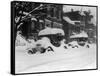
[15, 43, 97, 74]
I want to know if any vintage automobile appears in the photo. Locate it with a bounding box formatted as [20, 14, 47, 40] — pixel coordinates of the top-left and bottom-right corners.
[26, 27, 66, 54]
[69, 31, 90, 48]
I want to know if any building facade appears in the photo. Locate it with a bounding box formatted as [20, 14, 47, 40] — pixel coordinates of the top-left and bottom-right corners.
[44, 4, 63, 29]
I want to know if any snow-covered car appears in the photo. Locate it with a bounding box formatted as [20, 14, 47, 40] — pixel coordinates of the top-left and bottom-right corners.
[26, 37, 54, 54]
[38, 27, 65, 47]
[69, 31, 90, 48]
[68, 41, 79, 48]
[27, 27, 66, 54]
[77, 37, 89, 47]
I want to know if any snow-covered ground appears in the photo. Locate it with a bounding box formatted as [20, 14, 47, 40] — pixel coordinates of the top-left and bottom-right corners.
[15, 43, 97, 74]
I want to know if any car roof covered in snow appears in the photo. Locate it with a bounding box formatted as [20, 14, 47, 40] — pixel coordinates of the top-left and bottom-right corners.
[38, 27, 65, 36]
[70, 31, 88, 38]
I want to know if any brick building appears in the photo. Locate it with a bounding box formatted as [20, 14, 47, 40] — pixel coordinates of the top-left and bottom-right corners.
[44, 4, 63, 29]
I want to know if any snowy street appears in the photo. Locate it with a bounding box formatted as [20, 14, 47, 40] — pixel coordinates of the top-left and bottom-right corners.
[13, 2, 97, 74]
[15, 44, 96, 74]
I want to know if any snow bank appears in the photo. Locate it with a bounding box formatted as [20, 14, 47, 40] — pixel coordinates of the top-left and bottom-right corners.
[15, 31, 28, 46]
[15, 43, 96, 73]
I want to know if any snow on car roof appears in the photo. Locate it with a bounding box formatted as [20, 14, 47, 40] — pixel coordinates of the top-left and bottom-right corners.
[38, 27, 65, 36]
[70, 31, 88, 38]
[52, 28, 65, 35]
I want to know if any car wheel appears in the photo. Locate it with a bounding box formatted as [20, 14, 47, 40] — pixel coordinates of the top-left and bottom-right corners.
[86, 45, 89, 48]
[40, 48, 46, 53]
[28, 50, 34, 54]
